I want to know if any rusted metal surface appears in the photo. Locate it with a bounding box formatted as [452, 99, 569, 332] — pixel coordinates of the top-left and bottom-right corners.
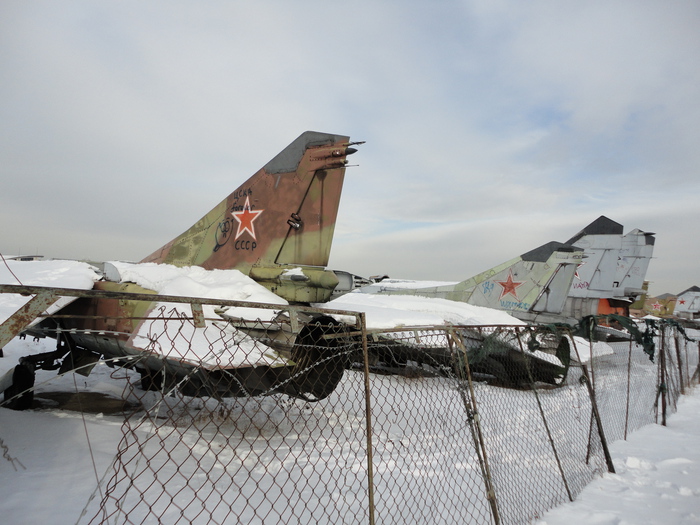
[0, 289, 59, 350]
[0, 284, 363, 322]
[190, 302, 205, 329]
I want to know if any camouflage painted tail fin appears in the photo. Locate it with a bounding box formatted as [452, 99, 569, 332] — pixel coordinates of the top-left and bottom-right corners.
[142, 131, 359, 302]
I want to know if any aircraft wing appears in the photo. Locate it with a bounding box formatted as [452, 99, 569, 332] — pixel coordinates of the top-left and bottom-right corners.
[94, 261, 293, 369]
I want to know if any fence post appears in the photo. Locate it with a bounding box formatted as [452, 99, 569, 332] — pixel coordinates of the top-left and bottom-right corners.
[674, 330, 685, 395]
[624, 338, 633, 440]
[515, 330, 573, 501]
[568, 334, 616, 474]
[659, 327, 667, 426]
[359, 312, 376, 525]
[692, 342, 700, 384]
[448, 328, 501, 525]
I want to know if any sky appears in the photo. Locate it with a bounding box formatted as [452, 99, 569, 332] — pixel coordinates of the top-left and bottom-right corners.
[1, 1, 699, 297]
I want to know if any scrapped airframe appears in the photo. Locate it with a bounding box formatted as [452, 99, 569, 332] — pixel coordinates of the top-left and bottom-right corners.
[360, 216, 655, 326]
[346, 240, 580, 384]
[347, 216, 656, 380]
[1, 131, 365, 408]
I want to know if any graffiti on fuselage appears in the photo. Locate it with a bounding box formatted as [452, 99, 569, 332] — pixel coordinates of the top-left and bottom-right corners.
[500, 299, 531, 311]
[213, 218, 232, 252]
[233, 187, 252, 200]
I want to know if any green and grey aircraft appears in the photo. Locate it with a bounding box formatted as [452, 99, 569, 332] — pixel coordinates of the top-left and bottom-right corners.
[362, 241, 585, 321]
[362, 216, 656, 327]
[351, 242, 583, 386]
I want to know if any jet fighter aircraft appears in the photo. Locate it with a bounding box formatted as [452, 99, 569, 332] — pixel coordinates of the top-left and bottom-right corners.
[361, 241, 585, 321]
[344, 241, 583, 384]
[1, 131, 362, 409]
[141, 130, 360, 303]
[670, 286, 700, 321]
[358, 216, 655, 327]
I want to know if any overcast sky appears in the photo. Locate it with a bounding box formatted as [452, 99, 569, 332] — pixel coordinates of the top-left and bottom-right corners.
[1, 1, 698, 296]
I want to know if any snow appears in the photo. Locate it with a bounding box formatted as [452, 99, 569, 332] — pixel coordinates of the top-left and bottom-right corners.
[1, 259, 293, 368]
[0, 256, 606, 369]
[281, 267, 306, 278]
[571, 339, 615, 364]
[318, 291, 613, 364]
[0, 259, 616, 364]
[0, 258, 100, 324]
[318, 290, 526, 329]
[107, 262, 291, 368]
[536, 389, 700, 525]
[1, 333, 699, 524]
[360, 278, 460, 292]
[109, 261, 287, 308]
[109, 260, 288, 323]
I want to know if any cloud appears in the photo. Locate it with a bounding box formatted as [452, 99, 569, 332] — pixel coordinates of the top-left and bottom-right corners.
[0, 1, 698, 295]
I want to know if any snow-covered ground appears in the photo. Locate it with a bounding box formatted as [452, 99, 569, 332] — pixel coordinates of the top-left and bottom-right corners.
[1, 259, 698, 524]
[537, 388, 700, 525]
[1, 332, 698, 524]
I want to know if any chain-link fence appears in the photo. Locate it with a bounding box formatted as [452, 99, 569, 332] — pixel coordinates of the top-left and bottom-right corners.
[653, 324, 699, 425]
[587, 323, 699, 440]
[1, 287, 698, 524]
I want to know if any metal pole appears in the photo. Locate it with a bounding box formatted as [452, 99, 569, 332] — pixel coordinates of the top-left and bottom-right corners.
[692, 342, 700, 385]
[624, 337, 633, 440]
[660, 327, 667, 426]
[674, 331, 685, 395]
[568, 333, 616, 474]
[359, 313, 376, 525]
[515, 330, 573, 501]
[449, 329, 501, 525]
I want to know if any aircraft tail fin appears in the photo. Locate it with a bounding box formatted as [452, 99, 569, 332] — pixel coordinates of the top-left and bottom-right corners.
[142, 131, 360, 302]
[447, 241, 583, 315]
[377, 242, 583, 317]
[566, 216, 655, 302]
[615, 228, 656, 298]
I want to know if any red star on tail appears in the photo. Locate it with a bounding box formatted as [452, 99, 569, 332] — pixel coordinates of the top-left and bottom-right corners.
[496, 270, 525, 300]
[232, 196, 263, 240]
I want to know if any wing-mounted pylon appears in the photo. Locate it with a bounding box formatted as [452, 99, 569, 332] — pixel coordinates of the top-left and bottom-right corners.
[142, 131, 361, 302]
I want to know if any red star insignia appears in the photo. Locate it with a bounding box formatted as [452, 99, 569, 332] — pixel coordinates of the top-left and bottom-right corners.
[496, 270, 525, 300]
[651, 302, 662, 311]
[574, 262, 585, 280]
[231, 196, 263, 240]
[679, 299, 686, 305]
